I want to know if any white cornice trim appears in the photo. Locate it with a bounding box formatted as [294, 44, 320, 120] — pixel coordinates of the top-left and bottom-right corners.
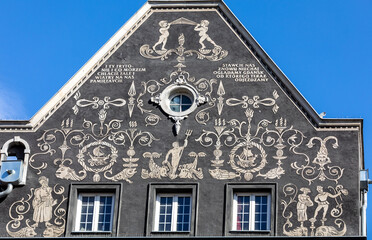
[28, 2, 152, 129]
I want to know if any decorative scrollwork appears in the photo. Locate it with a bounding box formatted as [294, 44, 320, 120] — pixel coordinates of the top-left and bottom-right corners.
[7, 177, 67, 237]
[291, 136, 344, 185]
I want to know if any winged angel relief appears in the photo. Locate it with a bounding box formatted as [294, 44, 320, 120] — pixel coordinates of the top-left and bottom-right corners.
[29, 93, 158, 183]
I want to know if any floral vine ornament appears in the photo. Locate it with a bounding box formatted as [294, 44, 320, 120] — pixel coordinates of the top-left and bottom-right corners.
[281, 183, 348, 237]
[7, 177, 67, 237]
[136, 80, 162, 126]
[73, 92, 126, 137]
[226, 90, 279, 113]
[291, 136, 344, 185]
[105, 121, 159, 183]
[194, 77, 217, 125]
[30, 118, 88, 180]
[228, 109, 270, 181]
[257, 118, 305, 180]
[196, 118, 239, 180]
[196, 91, 280, 181]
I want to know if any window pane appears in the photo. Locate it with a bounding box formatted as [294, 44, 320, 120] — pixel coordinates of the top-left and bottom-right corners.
[170, 105, 180, 112]
[97, 196, 113, 231]
[171, 96, 180, 104]
[156, 195, 192, 232]
[79, 196, 95, 232]
[254, 195, 269, 230]
[86, 223, 92, 231]
[181, 104, 191, 111]
[158, 197, 173, 231]
[236, 195, 250, 231]
[182, 95, 192, 104]
[176, 197, 191, 231]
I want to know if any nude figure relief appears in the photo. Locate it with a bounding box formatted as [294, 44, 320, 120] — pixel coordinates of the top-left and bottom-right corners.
[140, 17, 228, 62]
[142, 129, 204, 180]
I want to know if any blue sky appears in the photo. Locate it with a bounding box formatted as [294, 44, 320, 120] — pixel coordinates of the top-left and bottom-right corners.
[0, 0, 371, 237]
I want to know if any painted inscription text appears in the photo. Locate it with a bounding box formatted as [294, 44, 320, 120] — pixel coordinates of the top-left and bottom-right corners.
[90, 64, 146, 83]
[213, 63, 268, 82]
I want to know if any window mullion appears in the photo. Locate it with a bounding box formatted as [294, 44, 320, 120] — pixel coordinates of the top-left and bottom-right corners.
[92, 196, 100, 231]
[109, 196, 115, 232]
[267, 195, 271, 230]
[154, 195, 160, 231]
[232, 194, 237, 230]
[172, 196, 178, 231]
[249, 195, 255, 231]
[75, 195, 83, 231]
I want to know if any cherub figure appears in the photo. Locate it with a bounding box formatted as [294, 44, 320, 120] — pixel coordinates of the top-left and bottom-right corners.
[194, 20, 218, 49]
[152, 20, 171, 51]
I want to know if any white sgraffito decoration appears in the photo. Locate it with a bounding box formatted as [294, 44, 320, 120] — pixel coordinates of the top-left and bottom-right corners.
[281, 183, 348, 237]
[6, 176, 67, 237]
[142, 129, 204, 180]
[140, 18, 228, 62]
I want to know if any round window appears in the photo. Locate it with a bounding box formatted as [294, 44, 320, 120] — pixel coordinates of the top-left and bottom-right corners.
[155, 84, 202, 118]
[169, 94, 193, 112]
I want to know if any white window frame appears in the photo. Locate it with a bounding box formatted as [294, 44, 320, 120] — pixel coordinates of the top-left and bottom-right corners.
[154, 193, 191, 232]
[232, 193, 271, 231]
[75, 193, 115, 232]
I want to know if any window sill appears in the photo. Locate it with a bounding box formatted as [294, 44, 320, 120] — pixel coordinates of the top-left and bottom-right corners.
[230, 230, 271, 233]
[71, 231, 112, 234]
[151, 231, 191, 234]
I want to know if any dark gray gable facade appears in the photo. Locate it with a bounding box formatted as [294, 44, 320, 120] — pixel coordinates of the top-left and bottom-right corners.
[0, 0, 365, 239]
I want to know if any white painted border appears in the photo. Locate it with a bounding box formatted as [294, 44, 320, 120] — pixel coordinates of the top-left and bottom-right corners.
[28, 2, 152, 130]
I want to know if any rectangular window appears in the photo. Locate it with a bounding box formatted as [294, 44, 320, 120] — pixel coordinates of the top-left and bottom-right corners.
[76, 194, 114, 232]
[232, 193, 270, 231]
[66, 184, 120, 237]
[146, 183, 197, 236]
[154, 194, 191, 232]
[225, 183, 275, 236]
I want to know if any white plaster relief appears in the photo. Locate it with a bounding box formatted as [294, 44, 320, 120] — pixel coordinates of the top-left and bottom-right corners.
[282, 183, 348, 236]
[128, 81, 136, 117]
[291, 136, 344, 185]
[31, 98, 159, 183]
[6, 176, 66, 237]
[140, 18, 228, 62]
[137, 64, 214, 133]
[216, 80, 225, 115]
[195, 91, 280, 181]
[142, 129, 204, 180]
